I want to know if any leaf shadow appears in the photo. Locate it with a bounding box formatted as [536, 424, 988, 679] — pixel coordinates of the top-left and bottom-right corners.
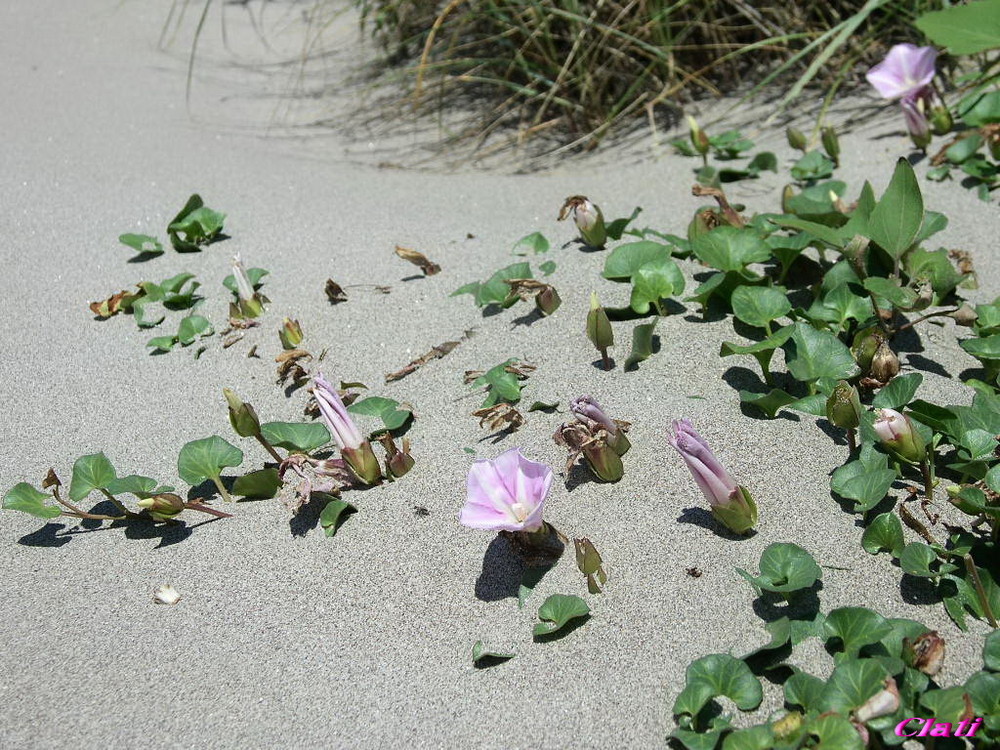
[676, 506, 757, 541]
[590, 357, 616, 371]
[474, 535, 557, 602]
[533, 613, 591, 642]
[125, 251, 164, 264]
[511, 307, 544, 327]
[905, 354, 951, 379]
[289, 496, 325, 537]
[17, 522, 71, 547]
[563, 461, 596, 491]
[750, 583, 823, 624]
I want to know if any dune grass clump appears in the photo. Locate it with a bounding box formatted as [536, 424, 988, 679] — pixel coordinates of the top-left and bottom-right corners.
[353, 0, 943, 148]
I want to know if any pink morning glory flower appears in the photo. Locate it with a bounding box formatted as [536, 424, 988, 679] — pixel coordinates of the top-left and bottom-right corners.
[459, 448, 553, 532]
[866, 44, 937, 101]
[667, 419, 738, 508]
[313, 373, 364, 451]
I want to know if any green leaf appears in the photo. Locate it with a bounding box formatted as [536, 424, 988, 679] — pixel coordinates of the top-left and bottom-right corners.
[526, 400, 558, 412]
[673, 654, 763, 718]
[862, 512, 904, 557]
[721, 726, 775, 750]
[985, 629, 1000, 671]
[471, 360, 524, 407]
[872, 373, 923, 410]
[806, 283, 872, 329]
[451, 281, 481, 298]
[730, 286, 791, 329]
[167, 194, 226, 251]
[736, 543, 822, 594]
[785, 672, 826, 712]
[3, 483, 61, 519]
[539, 260, 557, 276]
[946, 133, 984, 164]
[803, 714, 864, 750]
[791, 150, 835, 181]
[532, 594, 590, 638]
[738, 388, 798, 419]
[965, 671, 1000, 722]
[176, 315, 213, 346]
[347, 396, 413, 432]
[606, 206, 642, 240]
[819, 659, 889, 714]
[472, 640, 515, 667]
[261, 422, 331, 453]
[105, 475, 170, 499]
[960, 90, 1000, 127]
[915, 0, 1000, 55]
[222, 268, 268, 295]
[69, 452, 118, 502]
[512, 231, 549, 255]
[961, 334, 1000, 364]
[921, 686, 976, 723]
[232, 468, 281, 499]
[177, 436, 243, 486]
[783, 323, 858, 384]
[476, 262, 532, 307]
[319, 496, 356, 537]
[145, 335, 177, 352]
[118, 233, 163, 256]
[899, 542, 938, 578]
[823, 607, 894, 659]
[830, 452, 896, 512]
[629, 259, 684, 314]
[862, 277, 918, 310]
[868, 158, 923, 260]
[625, 321, 657, 371]
[602, 241, 673, 280]
[691, 227, 771, 273]
[133, 297, 166, 329]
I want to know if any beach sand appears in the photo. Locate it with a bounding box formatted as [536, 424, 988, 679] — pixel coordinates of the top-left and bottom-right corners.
[1, 1, 997, 747]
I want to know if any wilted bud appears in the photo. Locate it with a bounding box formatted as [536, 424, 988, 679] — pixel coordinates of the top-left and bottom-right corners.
[535, 285, 561, 316]
[821, 126, 840, 164]
[951, 304, 978, 327]
[377, 433, 415, 480]
[223, 388, 261, 438]
[826, 381, 861, 430]
[687, 115, 710, 156]
[874, 408, 927, 464]
[903, 631, 946, 676]
[574, 537, 608, 594]
[870, 341, 901, 383]
[687, 209, 713, 241]
[910, 280, 934, 312]
[137, 493, 185, 520]
[559, 196, 607, 248]
[341, 442, 383, 486]
[851, 327, 886, 373]
[786, 126, 807, 152]
[279, 318, 303, 350]
[854, 677, 900, 723]
[587, 292, 614, 368]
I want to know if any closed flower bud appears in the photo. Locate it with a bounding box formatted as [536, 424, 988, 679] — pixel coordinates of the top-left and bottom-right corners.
[559, 196, 606, 248]
[870, 341, 901, 383]
[223, 388, 261, 437]
[279, 318, 303, 350]
[687, 115, 710, 156]
[341, 443, 383, 486]
[582, 442, 625, 483]
[874, 408, 926, 464]
[377, 433, 415, 480]
[903, 630, 945, 676]
[826, 381, 861, 430]
[780, 185, 795, 214]
[821, 126, 840, 164]
[851, 327, 885, 373]
[854, 677, 900, 723]
[587, 292, 614, 368]
[137, 493, 185, 520]
[902, 96, 932, 150]
[535, 285, 561, 316]
[930, 102, 952, 136]
[786, 126, 807, 152]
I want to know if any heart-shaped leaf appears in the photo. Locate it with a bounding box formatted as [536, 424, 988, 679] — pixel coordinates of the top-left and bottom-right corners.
[868, 158, 923, 260]
[602, 241, 673, 280]
[177, 436, 243, 486]
[512, 232, 549, 255]
[261, 422, 332, 453]
[691, 227, 771, 273]
[899, 542, 939, 578]
[783, 322, 858, 384]
[784, 672, 826, 712]
[532, 593, 590, 638]
[119, 233, 164, 256]
[3, 483, 61, 519]
[69, 453, 118, 502]
[802, 714, 864, 750]
[823, 607, 895, 659]
[862, 512, 904, 557]
[105, 475, 172, 499]
[472, 640, 515, 668]
[319, 495, 356, 537]
[673, 653, 763, 718]
[736, 543, 822, 594]
[347, 396, 413, 432]
[819, 658, 889, 713]
[730, 285, 791, 329]
[177, 315, 213, 346]
[830, 452, 897, 512]
[232, 468, 281, 499]
[872, 372, 923, 409]
[629, 259, 684, 314]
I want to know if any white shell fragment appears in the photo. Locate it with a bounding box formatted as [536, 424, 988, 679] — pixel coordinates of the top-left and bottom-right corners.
[153, 584, 181, 605]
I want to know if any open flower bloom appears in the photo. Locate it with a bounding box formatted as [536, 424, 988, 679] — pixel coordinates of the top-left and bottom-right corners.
[460, 448, 553, 532]
[668, 419, 757, 534]
[232, 253, 256, 302]
[866, 44, 937, 101]
[313, 373, 364, 451]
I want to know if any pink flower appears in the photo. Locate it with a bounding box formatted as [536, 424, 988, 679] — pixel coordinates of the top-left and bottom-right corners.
[667, 419, 738, 508]
[312, 373, 364, 451]
[866, 44, 937, 101]
[459, 448, 553, 532]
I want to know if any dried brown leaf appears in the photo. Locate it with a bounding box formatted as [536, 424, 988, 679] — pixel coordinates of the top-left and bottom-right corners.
[394, 245, 441, 276]
[471, 403, 524, 432]
[325, 279, 348, 304]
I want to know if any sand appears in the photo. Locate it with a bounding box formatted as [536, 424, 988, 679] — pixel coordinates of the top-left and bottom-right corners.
[1, 1, 997, 748]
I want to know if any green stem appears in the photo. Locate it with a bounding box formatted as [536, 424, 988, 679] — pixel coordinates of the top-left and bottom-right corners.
[600, 348, 611, 371]
[211, 476, 234, 503]
[255, 434, 283, 464]
[920, 460, 934, 506]
[963, 554, 998, 628]
[98, 489, 133, 517]
[52, 487, 124, 521]
[185, 502, 234, 519]
[847, 428, 857, 454]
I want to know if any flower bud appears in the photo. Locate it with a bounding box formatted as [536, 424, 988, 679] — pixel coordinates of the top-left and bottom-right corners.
[901, 96, 932, 150]
[687, 115, 710, 156]
[874, 408, 926, 464]
[870, 341, 901, 383]
[223, 388, 261, 438]
[821, 126, 840, 164]
[559, 196, 606, 248]
[377, 434, 415, 480]
[574, 537, 607, 594]
[854, 677, 900, 723]
[772, 712, 803, 740]
[137, 493, 185, 520]
[786, 126, 807, 152]
[535, 285, 561, 316]
[930, 102, 952, 136]
[687, 209, 713, 241]
[826, 381, 861, 430]
[586, 292, 614, 365]
[951, 304, 978, 327]
[851, 327, 885, 372]
[341, 442, 383, 485]
[279, 318, 303, 350]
